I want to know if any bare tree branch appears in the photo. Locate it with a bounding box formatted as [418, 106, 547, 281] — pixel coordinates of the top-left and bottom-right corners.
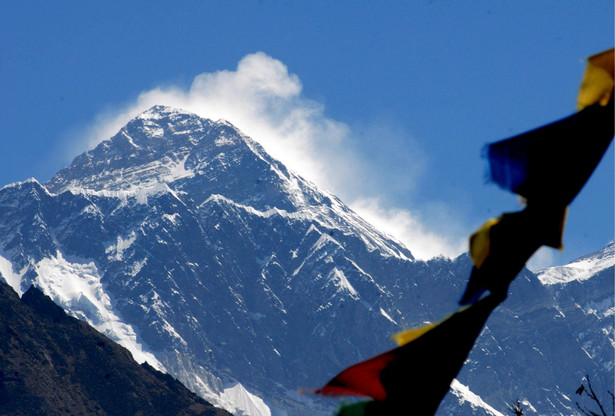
[584, 375, 608, 416]
[575, 375, 609, 416]
[575, 401, 601, 416]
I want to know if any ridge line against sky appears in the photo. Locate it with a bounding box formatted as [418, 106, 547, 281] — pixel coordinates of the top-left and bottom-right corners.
[1, 1, 613, 268]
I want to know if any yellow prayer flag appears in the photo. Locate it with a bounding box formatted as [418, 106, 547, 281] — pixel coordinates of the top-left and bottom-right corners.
[577, 48, 614, 110]
[469, 217, 500, 269]
[391, 322, 438, 346]
[391, 305, 473, 346]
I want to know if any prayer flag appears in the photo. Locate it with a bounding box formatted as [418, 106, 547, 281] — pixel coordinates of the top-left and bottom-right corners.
[460, 205, 567, 305]
[316, 296, 503, 415]
[485, 98, 613, 206]
[577, 48, 614, 110]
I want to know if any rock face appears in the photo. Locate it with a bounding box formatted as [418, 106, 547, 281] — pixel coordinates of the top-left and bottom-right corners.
[0, 280, 231, 416]
[0, 105, 612, 415]
[537, 243, 615, 381]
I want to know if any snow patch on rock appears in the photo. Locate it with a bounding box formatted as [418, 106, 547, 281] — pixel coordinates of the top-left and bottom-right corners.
[32, 251, 164, 371]
[450, 379, 505, 416]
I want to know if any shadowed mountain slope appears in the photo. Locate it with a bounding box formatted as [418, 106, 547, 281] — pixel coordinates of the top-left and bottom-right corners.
[0, 280, 231, 416]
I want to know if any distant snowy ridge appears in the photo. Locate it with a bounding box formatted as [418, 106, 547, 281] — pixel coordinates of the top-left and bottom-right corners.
[536, 242, 614, 377]
[537, 241, 615, 285]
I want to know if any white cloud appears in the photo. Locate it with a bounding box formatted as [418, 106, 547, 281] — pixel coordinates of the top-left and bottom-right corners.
[70, 52, 466, 260]
[351, 198, 467, 260]
[76, 52, 350, 193]
[525, 246, 556, 272]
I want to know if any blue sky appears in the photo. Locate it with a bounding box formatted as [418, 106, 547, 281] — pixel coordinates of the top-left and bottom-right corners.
[1, 1, 613, 268]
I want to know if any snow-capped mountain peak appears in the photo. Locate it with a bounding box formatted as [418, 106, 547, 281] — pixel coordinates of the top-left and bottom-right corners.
[46, 106, 240, 193]
[537, 241, 615, 285]
[2, 105, 417, 415]
[0, 105, 611, 415]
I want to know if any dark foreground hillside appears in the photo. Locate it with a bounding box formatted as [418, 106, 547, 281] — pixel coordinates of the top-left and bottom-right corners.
[0, 280, 232, 416]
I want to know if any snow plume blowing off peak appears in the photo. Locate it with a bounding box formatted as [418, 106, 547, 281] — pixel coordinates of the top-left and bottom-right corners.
[65, 52, 465, 261]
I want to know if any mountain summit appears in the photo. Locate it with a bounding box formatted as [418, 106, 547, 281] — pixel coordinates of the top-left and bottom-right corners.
[47, 105, 413, 259]
[0, 106, 612, 415]
[4, 106, 420, 414]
